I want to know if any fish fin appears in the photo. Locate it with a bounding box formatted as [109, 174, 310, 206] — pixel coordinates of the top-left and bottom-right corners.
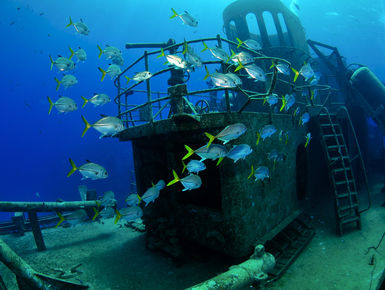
[55, 212, 65, 228]
[182, 145, 195, 160]
[247, 165, 254, 179]
[68, 46, 74, 60]
[310, 90, 314, 100]
[54, 77, 60, 91]
[81, 115, 92, 137]
[47, 96, 54, 114]
[98, 67, 106, 82]
[204, 132, 215, 148]
[157, 48, 165, 58]
[114, 209, 122, 224]
[182, 40, 188, 55]
[201, 41, 208, 52]
[92, 207, 99, 221]
[67, 158, 78, 177]
[170, 8, 179, 19]
[65, 16, 73, 27]
[234, 60, 244, 72]
[263, 97, 267, 105]
[203, 65, 210, 80]
[49, 55, 54, 70]
[167, 170, 180, 186]
[182, 161, 186, 174]
[280, 96, 286, 112]
[269, 60, 275, 69]
[81, 96, 88, 108]
[124, 75, 130, 84]
[256, 133, 261, 145]
[137, 194, 142, 204]
[216, 157, 224, 166]
[291, 67, 299, 82]
[236, 37, 243, 48]
[97, 44, 103, 58]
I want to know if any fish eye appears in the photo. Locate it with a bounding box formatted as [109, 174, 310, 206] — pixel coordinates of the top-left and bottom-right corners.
[104, 172, 108, 175]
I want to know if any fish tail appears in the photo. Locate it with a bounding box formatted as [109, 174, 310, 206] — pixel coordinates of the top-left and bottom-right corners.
[204, 132, 216, 148]
[182, 160, 187, 174]
[68, 46, 74, 60]
[67, 158, 78, 177]
[137, 194, 142, 204]
[236, 37, 243, 48]
[182, 40, 188, 55]
[216, 157, 224, 166]
[97, 44, 103, 58]
[182, 145, 195, 160]
[92, 207, 99, 221]
[47, 96, 54, 115]
[263, 97, 267, 105]
[167, 170, 180, 187]
[81, 115, 92, 137]
[54, 77, 60, 91]
[291, 67, 299, 82]
[201, 41, 208, 52]
[280, 95, 286, 112]
[310, 90, 314, 100]
[247, 165, 254, 180]
[81, 96, 88, 108]
[203, 65, 210, 81]
[256, 133, 261, 145]
[114, 209, 122, 224]
[170, 8, 179, 19]
[65, 16, 74, 27]
[234, 60, 244, 72]
[157, 48, 165, 59]
[49, 55, 54, 70]
[55, 212, 65, 228]
[124, 75, 131, 84]
[98, 67, 106, 82]
[269, 60, 276, 69]
[230, 49, 236, 59]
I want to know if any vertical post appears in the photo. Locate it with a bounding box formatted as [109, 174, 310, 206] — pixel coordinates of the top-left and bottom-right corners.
[124, 93, 128, 128]
[225, 89, 231, 113]
[117, 76, 121, 120]
[144, 51, 153, 123]
[12, 212, 25, 236]
[27, 211, 46, 252]
[216, 34, 222, 48]
[157, 92, 162, 120]
[85, 190, 98, 219]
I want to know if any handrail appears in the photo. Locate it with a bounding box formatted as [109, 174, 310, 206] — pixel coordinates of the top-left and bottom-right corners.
[337, 106, 372, 213]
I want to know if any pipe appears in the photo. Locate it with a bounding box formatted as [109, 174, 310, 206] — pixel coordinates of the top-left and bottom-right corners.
[186, 245, 275, 290]
[0, 201, 103, 212]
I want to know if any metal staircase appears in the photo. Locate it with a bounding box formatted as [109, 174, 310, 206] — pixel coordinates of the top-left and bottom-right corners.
[318, 109, 361, 235]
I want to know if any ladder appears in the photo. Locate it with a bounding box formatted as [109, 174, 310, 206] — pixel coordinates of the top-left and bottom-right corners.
[318, 109, 361, 235]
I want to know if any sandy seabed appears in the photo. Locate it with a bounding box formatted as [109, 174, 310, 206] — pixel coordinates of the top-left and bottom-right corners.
[1, 179, 384, 289]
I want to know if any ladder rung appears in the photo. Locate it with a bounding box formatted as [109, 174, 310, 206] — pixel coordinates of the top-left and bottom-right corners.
[327, 145, 344, 149]
[330, 156, 350, 161]
[339, 204, 359, 212]
[335, 180, 354, 185]
[320, 123, 339, 127]
[323, 134, 343, 138]
[337, 192, 357, 198]
[340, 216, 360, 224]
[333, 168, 351, 173]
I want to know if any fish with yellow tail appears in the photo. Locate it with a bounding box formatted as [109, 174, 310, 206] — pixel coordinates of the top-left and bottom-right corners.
[55, 209, 88, 228]
[182, 160, 206, 174]
[248, 165, 269, 182]
[140, 180, 165, 207]
[54, 74, 77, 91]
[69, 46, 87, 62]
[98, 64, 121, 82]
[49, 55, 74, 72]
[256, 125, 277, 145]
[67, 158, 108, 180]
[97, 44, 122, 60]
[201, 42, 229, 62]
[236, 37, 261, 50]
[205, 123, 247, 148]
[66, 16, 90, 35]
[170, 8, 198, 27]
[81, 93, 110, 108]
[304, 132, 312, 148]
[126, 193, 142, 206]
[270, 61, 290, 75]
[291, 62, 314, 82]
[167, 170, 202, 191]
[114, 206, 143, 224]
[47, 96, 77, 114]
[183, 144, 227, 165]
[81, 115, 124, 138]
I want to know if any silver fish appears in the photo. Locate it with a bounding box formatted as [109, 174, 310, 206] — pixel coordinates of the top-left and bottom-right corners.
[225, 73, 242, 86]
[259, 125, 277, 140]
[67, 159, 108, 180]
[202, 44, 229, 62]
[264, 94, 278, 106]
[47, 96, 77, 114]
[65, 209, 88, 226]
[170, 8, 198, 27]
[284, 94, 296, 111]
[69, 47, 87, 62]
[55, 74, 78, 90]
[244, 64, 266, 82]
[254, 166, 269, 181]
[49, 56, 75, 72]
[97, 45, 122, 59]
[186, 51, 203, 67]
[166, 54, 188, 69]
[126, 193, 141, 206]
[168, 170, 202, 191]
[237, 38, 261, 50]
[100, 207, 115, 218]
[226, 144, 253, 163]
[300, 112, 310, 125]
[99, 64, 121, 81]
[231, 51, 254, 65]
[120, 206, 143, 222]
[299, 63, 314, 81]
[100, 191, 116, 207]
[141, 180, 165, 207]
[206, 123, 247, 145]
[209, 72, 237, 88]
[111, 54, 124, 66]
[184, 144, 227, 162]
[132, 71, 152, 82]
[184, 160, 206, 174]
[66, 17, 89, 35]
[81, 115, 125, 138]
[81, 93, 111, 108]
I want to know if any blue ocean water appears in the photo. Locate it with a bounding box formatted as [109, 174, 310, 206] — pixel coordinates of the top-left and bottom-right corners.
[1, 0, 384, 222]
